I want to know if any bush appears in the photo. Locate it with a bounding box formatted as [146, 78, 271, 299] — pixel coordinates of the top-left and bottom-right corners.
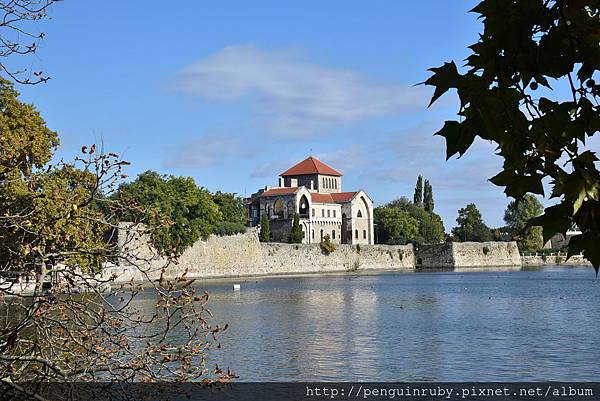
[320, 234, 336, 255]
[483, 246, 490, 255]
[356, 244, 361, 253]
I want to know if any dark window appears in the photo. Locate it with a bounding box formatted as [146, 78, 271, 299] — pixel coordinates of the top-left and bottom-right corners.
[363, 230, 367, 239]
[333, 210, 336, 218]
[357, 210, 363, 218]
[312, 230, 315, 240]
[355, 229, 359, 239]
[332, 230, 336, 239]
[327, 210, 331, 218]
[321, 209, 325, 217]
[312, 208, 315, 217]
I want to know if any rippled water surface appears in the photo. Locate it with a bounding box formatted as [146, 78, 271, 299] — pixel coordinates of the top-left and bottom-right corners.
[178, 266, 600, 381]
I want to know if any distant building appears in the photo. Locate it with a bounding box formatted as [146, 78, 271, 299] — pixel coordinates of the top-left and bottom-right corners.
[246, 156, 374, 244]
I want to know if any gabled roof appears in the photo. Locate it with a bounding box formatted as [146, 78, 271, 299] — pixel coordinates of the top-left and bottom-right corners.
[280, 156, 342, 177]
[330, 191, 358, 203]
[310, 191, 358, 204]
[260, 187, 299, 197]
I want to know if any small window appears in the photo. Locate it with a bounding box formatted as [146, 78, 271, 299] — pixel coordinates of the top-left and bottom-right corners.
[312, 208, 315, 217]
[357, 210, 363, 218]
[332, 230, 336, 239]
[320, 230, 324, 241]
[312, 230, 315, 239]
[321, 209, 325, 217]
[363, 230, 367, 239]
[327, 210, 331, 218]
[333, 210, 336, 218]
[355, 229, 359, 239]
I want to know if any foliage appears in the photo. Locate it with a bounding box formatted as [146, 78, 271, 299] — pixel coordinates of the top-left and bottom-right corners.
[423, 179, 434, 212]
[385, 197, 445, 244]
[289, 213, 304, 243]
[504, 194, 544, 251]
[117, 172, 222, 256]
[320, 234, 336, 255]
[212, 191, 247, 236]
[259, 213, 270, 242]
[424, 0, 600, 269]
[374, 206, 419, 245]
[413, 175, 423, 207]
[452, 203, 493, 242]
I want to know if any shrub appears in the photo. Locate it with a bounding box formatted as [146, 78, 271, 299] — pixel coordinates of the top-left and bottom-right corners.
[289, 213, 303, 243]
[356, 244, 361, 253]
[320, 234, 336, 255]
[259, 213, 270, 242]
[482, 246, 490, 255]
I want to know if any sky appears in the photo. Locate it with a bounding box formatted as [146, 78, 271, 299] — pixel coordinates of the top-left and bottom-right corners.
[12, 0, 583, 230]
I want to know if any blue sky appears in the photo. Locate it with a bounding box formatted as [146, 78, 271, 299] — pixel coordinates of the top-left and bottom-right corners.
[14, 0, 571, 230]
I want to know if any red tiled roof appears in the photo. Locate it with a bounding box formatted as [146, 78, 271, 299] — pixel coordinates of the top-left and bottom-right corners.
[281, 156, 342, 177]
[310, 193, 333, 203]
[330, 192, 358, 203]
[310, 191, 358, 204]
[260, 187, 299, 197]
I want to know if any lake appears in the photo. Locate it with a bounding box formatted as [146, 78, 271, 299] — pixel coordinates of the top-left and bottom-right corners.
[159, 266, 600, 381]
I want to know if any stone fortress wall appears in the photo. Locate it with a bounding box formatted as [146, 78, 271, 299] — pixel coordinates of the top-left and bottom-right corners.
[105, 224, 573, 284]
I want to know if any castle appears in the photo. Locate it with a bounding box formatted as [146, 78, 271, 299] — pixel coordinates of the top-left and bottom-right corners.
[247, 156, 374, 244]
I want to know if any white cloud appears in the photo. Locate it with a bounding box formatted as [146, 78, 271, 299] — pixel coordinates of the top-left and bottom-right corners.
[163, 135, 242, 168]
[171, 45, 429, 137]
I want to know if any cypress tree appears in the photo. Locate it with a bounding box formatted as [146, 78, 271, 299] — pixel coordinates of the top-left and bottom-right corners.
[289, 213, 304, 243]
[413, 175, 423, 207]
[423, 180, 434, 212]
[259, 213, 270, 242]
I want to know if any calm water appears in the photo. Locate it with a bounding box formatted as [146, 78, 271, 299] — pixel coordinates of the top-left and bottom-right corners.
[165, 266, 600, 381]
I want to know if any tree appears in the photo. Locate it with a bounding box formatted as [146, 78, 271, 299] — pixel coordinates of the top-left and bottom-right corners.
[425, 0, 600, 269]
[259, 212, 270, 242]
[289, 213, 304, 243]
[386, 197, 445, 244]
[452, 203, 493, 242]
[413, 175, 423, 207]
[0, 83, 230, 397]
[117, 171, 222, 256]
[504, 194, 544, 251]
[374, 207, 419, 245]
[423, 179, 434, 212]
[0, 1, 58, 84]
[320, 234, 336, 255]
[212, 191, 247, 236]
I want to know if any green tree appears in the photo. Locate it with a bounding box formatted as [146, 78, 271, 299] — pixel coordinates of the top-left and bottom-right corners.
[425, 0, 600, 269]
[423, 179, 434, 212]
[504, 194, 544, 252]
[374, 207, 419, 245]
[259, 212, 271, 242]
[413, 175, 423, 207]
[452, 203, 493, 242]
[386, 197, 445, 244]
[212, 191, 247, 236]
[289, 213, 304, 243]
[117, 171, 221, 256]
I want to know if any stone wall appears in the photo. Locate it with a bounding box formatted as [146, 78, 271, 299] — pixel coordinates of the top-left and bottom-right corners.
[522, 254, 592, 266]
[106, 224, 414, 283]
[417, 241, 521, 268]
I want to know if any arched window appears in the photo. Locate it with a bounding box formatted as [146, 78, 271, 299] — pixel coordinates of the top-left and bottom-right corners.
[312, 230, 315, 240]
[320, 229, 324, 241]
[355, 229, 359, 239]
[357, 210, 363, 218]
[335, 179, 337, 189]
[363, 230, 367, 239]
[332, 230, 336, 239]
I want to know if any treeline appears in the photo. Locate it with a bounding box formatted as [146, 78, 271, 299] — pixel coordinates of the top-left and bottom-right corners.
[374, 176, 445, 245]
[375, 176, 546, 252]
[114, 171, 246, 256]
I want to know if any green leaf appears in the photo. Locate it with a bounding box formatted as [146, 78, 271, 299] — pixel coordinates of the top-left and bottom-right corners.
[434, 120, 476, 160]
[423, 61, 461, 107]
[528, 204, 573, 244]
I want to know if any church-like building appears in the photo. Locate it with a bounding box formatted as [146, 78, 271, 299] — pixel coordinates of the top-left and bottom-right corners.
[247, 156, 374, 245]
